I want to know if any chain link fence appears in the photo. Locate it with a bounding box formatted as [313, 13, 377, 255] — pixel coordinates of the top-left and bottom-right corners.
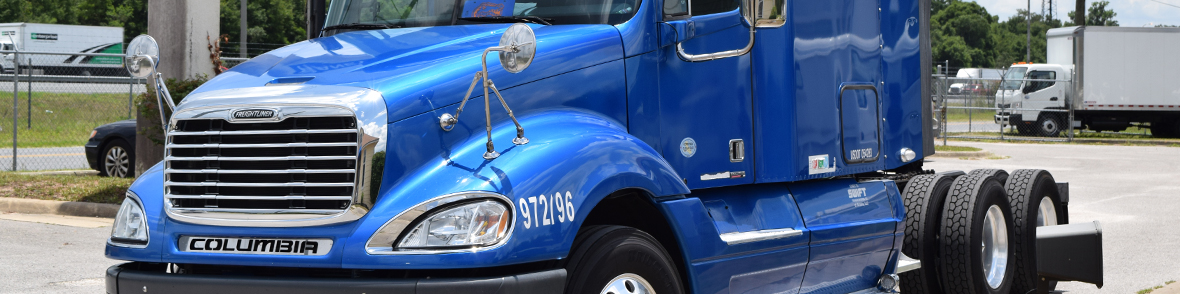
[934, 75, 1076, 144]
[0, 50, 147, 172]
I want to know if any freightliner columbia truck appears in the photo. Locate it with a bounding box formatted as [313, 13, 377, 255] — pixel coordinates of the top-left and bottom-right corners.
[104, 0, 1104, 293]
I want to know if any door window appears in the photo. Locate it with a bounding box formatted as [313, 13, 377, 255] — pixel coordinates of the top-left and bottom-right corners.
[664, 0, 738, 16]
[1025, 70, 1056, 93]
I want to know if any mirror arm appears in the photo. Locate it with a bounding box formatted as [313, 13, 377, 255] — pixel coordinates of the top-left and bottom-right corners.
[439, 45, 529, 160]
[153, 72, 176, 130]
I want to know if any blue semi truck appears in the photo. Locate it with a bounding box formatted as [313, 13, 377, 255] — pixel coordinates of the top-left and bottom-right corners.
[103, 0, 1103, 293]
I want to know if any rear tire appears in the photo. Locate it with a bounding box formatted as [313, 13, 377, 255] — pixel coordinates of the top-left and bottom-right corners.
[564, 225, 684, 294]
[900, 173, 960, 293]
[1152, 120, 1179, 138]
[1006, 169, 1065, 294]
[939, 169, 1016, 294]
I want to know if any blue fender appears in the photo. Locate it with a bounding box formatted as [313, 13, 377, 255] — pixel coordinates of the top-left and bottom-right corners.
[340, 109, 689, 269]
[105, 162, 167, 262]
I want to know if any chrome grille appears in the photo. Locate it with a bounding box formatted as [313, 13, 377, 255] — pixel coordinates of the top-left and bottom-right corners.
[165, 116, 360, 216]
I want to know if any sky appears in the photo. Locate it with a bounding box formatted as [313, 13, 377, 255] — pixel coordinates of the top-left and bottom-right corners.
[973, 0, 1180, 27]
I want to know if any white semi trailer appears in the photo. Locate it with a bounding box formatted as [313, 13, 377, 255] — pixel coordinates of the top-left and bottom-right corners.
[994, 26, 1180, 137]
[0, 23, 124, 76]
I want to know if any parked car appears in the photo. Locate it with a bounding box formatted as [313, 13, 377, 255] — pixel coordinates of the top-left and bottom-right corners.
[85, 119, 136, 177]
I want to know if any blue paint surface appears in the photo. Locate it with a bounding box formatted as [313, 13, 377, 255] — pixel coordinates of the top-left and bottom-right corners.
[107, 0, 931, 290]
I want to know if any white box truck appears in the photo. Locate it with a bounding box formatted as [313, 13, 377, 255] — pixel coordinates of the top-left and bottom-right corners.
[0, 23, 124, 76]
[994, 26, 1180, 137]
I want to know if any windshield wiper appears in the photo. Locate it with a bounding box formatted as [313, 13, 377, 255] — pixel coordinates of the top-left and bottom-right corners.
[459, 16, 552, 26]
[321, 23, 401, 32]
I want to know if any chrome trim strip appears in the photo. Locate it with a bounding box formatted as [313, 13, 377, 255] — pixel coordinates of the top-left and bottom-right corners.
[897, 253, 922, 274]
[164, 181, 353, 187]
[719, 228, 803, 245]
[169, 129, 357, 136]
[165, 155, 356, 161]
[365, 192, 515, 255]
[165, 194, 353, 201]
[166, 142, 356, 149]
[171, 208, 342, 214]
[165, 169, 356, 174]
[107, 191, 149, 249]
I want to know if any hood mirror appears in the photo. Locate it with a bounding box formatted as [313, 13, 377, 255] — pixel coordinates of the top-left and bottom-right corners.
[439, 24, 537, 160]
[124, 35, 160, 79]
[498, 23, 536, 73]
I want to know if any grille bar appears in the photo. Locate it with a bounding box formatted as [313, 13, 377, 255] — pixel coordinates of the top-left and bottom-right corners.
[166, 155, 356, 161]
[166, 194, 354, 201]
[165, 181, 354, 187]
[170, 129, 357, 136]
[165, 169, 356, 174]
[171, 208, 343, 214]
[167, 142, 357, 149]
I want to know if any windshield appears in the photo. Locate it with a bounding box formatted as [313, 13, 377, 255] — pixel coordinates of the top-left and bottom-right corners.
[1000, 67, 1026, 90]
[324, 0, 638, 32]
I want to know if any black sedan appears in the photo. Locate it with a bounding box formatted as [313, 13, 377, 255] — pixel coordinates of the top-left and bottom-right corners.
[85, 119, 136, 178]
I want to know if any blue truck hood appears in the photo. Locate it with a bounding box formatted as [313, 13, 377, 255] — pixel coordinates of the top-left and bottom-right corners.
[192, 24, 624, 123]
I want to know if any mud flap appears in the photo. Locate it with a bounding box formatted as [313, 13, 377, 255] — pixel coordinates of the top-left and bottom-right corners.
[1036, 221, 1103, 291]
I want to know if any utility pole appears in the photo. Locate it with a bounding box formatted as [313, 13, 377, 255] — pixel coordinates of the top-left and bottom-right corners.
[1026, 0, 1032, 62]
[240, 0, 247, 58]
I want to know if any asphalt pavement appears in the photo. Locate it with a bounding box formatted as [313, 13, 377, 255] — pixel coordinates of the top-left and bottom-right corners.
[0, 81, 146, 94]
[0, 146, 89, 171]
[0, 213, 119, 293]
[925, 141, 1180, 294]
[0, 141, 1174, 293]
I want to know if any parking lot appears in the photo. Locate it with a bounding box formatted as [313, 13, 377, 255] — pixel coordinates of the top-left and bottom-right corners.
[0, 141, 1176, 293]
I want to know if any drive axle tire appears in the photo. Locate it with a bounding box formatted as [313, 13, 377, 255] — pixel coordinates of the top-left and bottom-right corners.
[900, 173, 961, 293]
[939, 169, 1016, 294]
[564, 225, 684, 294]
[1006, 169, 1066, 294]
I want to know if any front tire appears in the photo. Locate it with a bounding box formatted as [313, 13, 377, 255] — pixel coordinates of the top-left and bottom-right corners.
[1036, 114, 1062, 137]
[939, 169, 1016, 294]
[99, 139, 134, 178]
[564, 226, 684, 294]
[1005, 169, 1065, 294]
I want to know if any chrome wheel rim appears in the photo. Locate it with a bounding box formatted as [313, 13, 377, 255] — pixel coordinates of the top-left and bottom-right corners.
[1041, 119, 1058, 134]
[1036, 197, 1058, 227]
[981, 205, 1009, 289]
[104, 146, 129, 177]
[600, 273, 655, 294]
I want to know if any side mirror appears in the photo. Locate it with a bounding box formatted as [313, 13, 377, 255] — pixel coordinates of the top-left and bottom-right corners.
[498, 23, 536, 73]
[124, 35, 160, 79]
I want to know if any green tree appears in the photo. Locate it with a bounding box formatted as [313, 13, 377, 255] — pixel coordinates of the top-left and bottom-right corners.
[0, 0, 147, 44]
[1066, 0, 1119, 26]
[221, 0, 308, 57]
[931, 0, 996, 67]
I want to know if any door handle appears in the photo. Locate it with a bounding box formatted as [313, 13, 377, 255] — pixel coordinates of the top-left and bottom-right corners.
[1050, 97, 1058, 101]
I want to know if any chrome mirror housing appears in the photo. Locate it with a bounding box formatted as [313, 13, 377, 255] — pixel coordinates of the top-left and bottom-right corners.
[498, 23, 536, 73]
[124, 35, 160, 79]
[125, 34, 175, 128]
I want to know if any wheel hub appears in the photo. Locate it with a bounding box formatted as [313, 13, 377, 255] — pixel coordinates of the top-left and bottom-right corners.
[600, 273, 655, 294]
[1036, 197, 1058, 227]
[981, 205, 1009, 289]
[1041, 119, 1058, 134]
[105, 146, 129, 177]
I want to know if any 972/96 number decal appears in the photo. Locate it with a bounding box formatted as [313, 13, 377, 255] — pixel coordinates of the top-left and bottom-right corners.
[519, 192, 575, 229]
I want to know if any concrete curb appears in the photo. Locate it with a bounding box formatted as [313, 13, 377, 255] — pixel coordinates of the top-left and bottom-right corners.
[17, 170, 100, 176]
[929, 150, 991, 158]
[0, 197, 119, 218]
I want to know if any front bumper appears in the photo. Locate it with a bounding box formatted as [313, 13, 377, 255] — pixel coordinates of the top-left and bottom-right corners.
[994, 113, 1023, 126]
[84, 143, 100, 170]
[105, 262, 566, 294]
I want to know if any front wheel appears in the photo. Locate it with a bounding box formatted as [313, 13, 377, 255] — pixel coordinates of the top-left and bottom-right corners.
[100, 139, 134, 178]
[564, 226, 684, 294]
[1036, 114, 1062, 137]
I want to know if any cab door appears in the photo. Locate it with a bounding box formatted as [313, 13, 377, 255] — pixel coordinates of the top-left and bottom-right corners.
[656, 0, 755, 189]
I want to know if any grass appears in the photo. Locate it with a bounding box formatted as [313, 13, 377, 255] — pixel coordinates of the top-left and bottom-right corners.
[0, 172, 131, 204]
[934, 145, 982, 152]
[942, 109, 997, 122]
[1138, 280, 1177, 294]
[0, 91, 134, 148]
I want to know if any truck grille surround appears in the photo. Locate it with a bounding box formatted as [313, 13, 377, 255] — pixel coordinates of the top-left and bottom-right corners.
[165, 114, 366, 224]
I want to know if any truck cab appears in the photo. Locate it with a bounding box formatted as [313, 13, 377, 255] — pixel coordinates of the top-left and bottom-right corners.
[995, 63, 1072, 136]
[102, 0, 1102, 293]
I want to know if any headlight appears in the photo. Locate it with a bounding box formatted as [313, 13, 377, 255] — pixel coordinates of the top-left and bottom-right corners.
[109, 192, 148, 247]
[89, 130, 97, 139]
[396, 200, 510, 249]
